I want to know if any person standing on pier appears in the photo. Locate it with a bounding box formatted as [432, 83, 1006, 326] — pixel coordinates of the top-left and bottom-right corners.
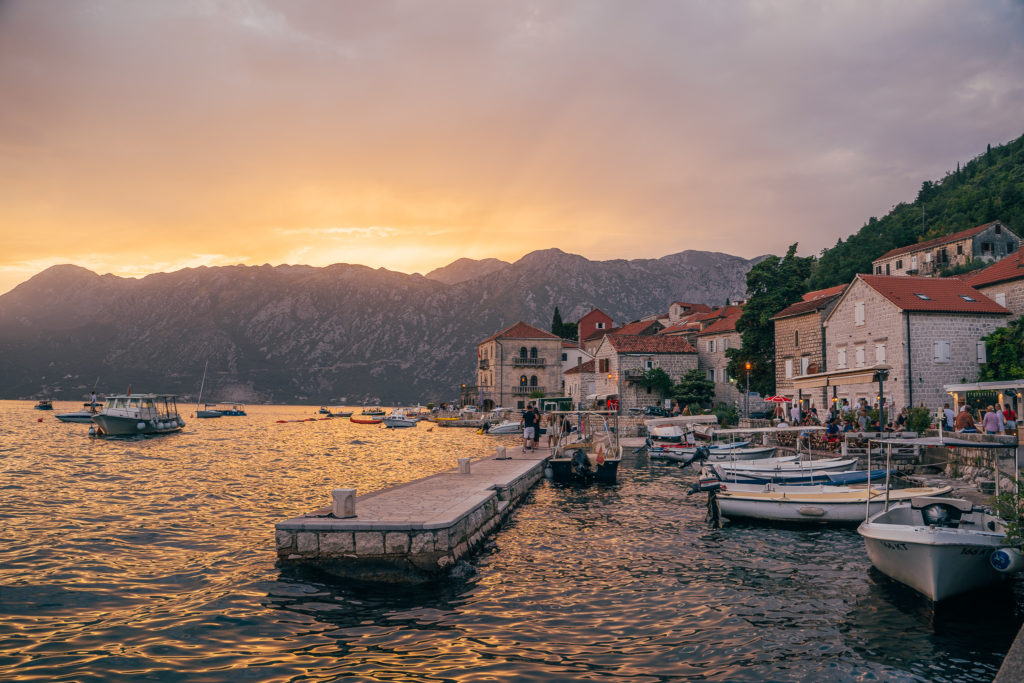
[521, 403, 538, 451]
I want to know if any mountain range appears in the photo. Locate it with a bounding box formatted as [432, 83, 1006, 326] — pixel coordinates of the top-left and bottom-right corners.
[0, 249, 762, 404]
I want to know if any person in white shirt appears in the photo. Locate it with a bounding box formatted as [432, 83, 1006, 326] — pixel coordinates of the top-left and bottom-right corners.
[943, 403, 956, 430]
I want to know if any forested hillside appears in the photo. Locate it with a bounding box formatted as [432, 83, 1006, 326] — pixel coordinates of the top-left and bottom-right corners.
[810, 132, 1024, 288]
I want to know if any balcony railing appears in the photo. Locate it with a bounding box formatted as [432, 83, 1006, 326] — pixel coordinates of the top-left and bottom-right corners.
[512, 357, 546, 367]
[478, 359, 490, 369]
[513, 385, 545, 395]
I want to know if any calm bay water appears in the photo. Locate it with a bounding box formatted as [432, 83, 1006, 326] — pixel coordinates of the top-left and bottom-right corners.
[1, 400, 1021, 682]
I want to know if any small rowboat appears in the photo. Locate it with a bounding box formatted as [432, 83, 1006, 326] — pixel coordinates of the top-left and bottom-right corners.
[350, 416, 383, 425]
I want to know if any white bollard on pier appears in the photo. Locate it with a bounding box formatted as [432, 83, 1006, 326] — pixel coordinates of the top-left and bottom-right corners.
[496, 445, 508, 460]
[331, 488, 357, 518]
[458, 457, 472, 474]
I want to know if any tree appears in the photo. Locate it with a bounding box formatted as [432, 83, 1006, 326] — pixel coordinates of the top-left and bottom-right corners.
[979, 318, 1024, 381]
[726, 244, 813, 396]
[672, 369, 715, 408]
[637, 368, 673, 398]
[551, 307, 564, 336]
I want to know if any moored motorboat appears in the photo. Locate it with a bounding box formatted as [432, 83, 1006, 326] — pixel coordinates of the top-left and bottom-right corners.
[360, 408, 386, 416]
[858, 496, 1021, 600]
[34, 399, 53, 410]
[548, 411, 621, 484]
[216, 404, 247, 416]
[91, 394, 184, 436]
[350, 416, 383, 425]
[196, 403, 223, 418]
[717, 484, 953, 524]
[383, 409, 417, 428]
[480, 419, 522, 435]
[55, 408, 99, 423]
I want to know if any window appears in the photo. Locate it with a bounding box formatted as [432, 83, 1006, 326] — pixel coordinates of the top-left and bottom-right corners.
[785, 359, 793, 379]
[934, 340, 950, 363]
[996, 293, 1007, 307]
[724, 370, 730, 383]
[885, 264, 890, 275]
[977, 341, 987, 364]
[837, 348, 847, 369]
[896, 259, 903, 269]
[708, 339, 716, 353]
[960, 295, 977, 302]
[958, 244, 965, 255]
[911, 255, 917, 270]
[530, 347, 538, 358]
[794, 330, 799, 348]
[724, 338, 730, 350]
[530, 375, 538, 387]
[644, 359, 653, 370]
[855, 346, 865, 368]
[996, 224, 1003, 235]
[982, 242, 993, 254]
[876, 343, 886, 363]
[875, 266, 882, 274]
[517, 400, 524, 409]
[1009, 242, 1016, 254]
[598, 358, 609, 373]
[800, 357, 810, 375]
[520, 375, 528, 386]
[707, 369, 715, 381]
[596, 322, 605, 329]
[926, 252, 932, 263]
[855, 301, 865, 326]
[562, 352, 568, 361]
[914, 293, 931, 300]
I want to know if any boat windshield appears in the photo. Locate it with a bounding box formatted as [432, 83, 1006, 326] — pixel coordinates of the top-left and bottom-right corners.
[142, 398, 155, 409]
[114, 398, 128, 410]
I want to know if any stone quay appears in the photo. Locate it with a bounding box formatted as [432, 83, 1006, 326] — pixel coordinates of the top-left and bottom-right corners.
[275, 447, 548, 584]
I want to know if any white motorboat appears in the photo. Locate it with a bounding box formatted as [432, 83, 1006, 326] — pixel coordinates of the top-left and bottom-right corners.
[701, 445, 776, 462]
[717, 456, 855, 473]
[383, 409, 418, 428]
[91, 394, 184, 436]
[549, 411, 621, 484]
[480, 419, 521, 435]
[649, 424, 689, 442]
[859, 496, 1020, 601]
[55, 408, 99, 424]
[717, 484, 953, 524]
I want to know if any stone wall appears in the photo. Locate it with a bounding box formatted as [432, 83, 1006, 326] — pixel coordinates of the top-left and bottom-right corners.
[696, 330, 742, 406]
[976, 279, 1024, 319]
[774, 311, 828, 407]
[592, 347, 698, 410]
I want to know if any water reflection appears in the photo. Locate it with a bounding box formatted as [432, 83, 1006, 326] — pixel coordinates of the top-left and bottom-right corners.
[0, 400, 1021, 681]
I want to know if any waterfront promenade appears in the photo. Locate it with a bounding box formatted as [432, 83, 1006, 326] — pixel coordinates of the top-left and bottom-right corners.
[276, 446, 549, 583]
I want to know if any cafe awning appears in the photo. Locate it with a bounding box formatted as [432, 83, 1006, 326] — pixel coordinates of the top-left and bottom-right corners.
[791, 364, 890, 390]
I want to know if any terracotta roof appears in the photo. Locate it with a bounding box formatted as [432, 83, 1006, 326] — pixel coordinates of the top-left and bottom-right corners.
[605, 334, 697, 354]
[561, 340, 578, 348]
[874, 221, 1002, 261]
[857, 275, 1008, 314]
[614, 319, 662, 336]
[697, 313, 741, 336]
[801, 284, 847, 301]
[480, 321, 560, 344]
[578, 307, 613, 323]
[658, 321, 698, 335]
[964, 250, 1024, 288]
[583, 326, 618, 343]
[564, 359, 596, 375]
[773, 287, 846, 320]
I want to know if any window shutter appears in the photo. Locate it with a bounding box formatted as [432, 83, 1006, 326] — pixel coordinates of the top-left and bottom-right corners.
[785, 359, 793, 379]
[977, 341, 987, 364]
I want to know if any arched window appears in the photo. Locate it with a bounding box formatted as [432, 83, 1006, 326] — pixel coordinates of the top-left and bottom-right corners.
[519, 375, 528, 386]
[519, 347, 528, 359]
[530, 347, 538, 359]
[530, 375, 538, 387]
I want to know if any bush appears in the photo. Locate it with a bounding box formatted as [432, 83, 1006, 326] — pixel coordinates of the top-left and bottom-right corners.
[905, 407, 933, 433]
[713, 402, 739, 427]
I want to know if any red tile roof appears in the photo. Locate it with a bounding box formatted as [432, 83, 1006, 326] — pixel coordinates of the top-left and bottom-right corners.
[614, 319, 662, 336]
[697, 314, 740, 336]
[561, 340, 578, 348]
[858, 275, 1008, 314]
[773, 286, 846, 320]
[658, 321, 698, 335]
[801, 284, 847, 301]
[874, 221, 1001, 261]
[481, 321, 561, 344]
[964, 250, 1024, 288]
[564, 359, 596, 375]
[605, 335, 697, 354]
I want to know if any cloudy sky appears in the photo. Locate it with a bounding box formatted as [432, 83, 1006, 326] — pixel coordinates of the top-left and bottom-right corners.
[1, 1, 1022, 294]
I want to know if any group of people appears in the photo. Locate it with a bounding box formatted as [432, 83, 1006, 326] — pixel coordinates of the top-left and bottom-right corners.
[942, 402, 1017, 435]
[518, 402, 574, 451]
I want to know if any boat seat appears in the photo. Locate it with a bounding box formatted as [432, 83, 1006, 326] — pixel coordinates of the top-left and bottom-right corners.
[912, 497, 972, 528]
[910, 497, 972, 512]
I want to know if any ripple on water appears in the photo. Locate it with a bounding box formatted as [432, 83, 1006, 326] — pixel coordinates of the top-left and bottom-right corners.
[0, 401, 1021, 681]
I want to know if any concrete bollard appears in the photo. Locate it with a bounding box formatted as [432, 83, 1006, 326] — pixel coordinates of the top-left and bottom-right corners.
[496, 445, 508, 460]
[332, 488, 357, 518]
[458, 457, 472, 474]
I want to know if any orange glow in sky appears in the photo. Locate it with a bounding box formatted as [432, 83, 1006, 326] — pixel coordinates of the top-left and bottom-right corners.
[1, 1, 1023, 294]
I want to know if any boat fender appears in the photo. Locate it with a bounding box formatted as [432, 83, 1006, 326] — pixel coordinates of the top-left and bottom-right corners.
[178, 419, 185, 428]
[137, 422, 146, 430]
[544, 465, 553, 479]
[991, 547, 1024, 573]
[88, 426, 96, 436]
[797, 506, 826, 517]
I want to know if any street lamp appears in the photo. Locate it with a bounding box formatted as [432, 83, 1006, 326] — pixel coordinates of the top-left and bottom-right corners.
[744, 361, 752, 419]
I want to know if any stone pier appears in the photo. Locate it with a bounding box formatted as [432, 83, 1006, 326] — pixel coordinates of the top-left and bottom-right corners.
[275, 448, 548, 584]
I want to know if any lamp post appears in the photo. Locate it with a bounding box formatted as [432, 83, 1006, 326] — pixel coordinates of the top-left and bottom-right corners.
[874, 368, 889, 430]
[744, 361, 752, 419]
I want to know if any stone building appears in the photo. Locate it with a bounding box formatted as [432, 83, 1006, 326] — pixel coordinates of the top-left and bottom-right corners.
[563, 359, 596, 408]
[668, 301, 712, 323]
[771, 285, 846, 409]
[965, 250, 1024, 319]
[591, 335, 698, 411]
[476, 322, 564, 410]
[871, 221, 1020, 278]
[796, 275, 1009, 414]
[695, 305, 744, 407]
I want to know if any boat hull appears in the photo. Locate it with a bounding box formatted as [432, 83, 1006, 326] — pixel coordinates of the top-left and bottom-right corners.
[859, 506, 1006, 601]
[383, 418, 417, 428]
[549, 457, 620, 484]
[718, 486, 952, 525]
[92, 414, 183, 436]
[55, 410, 97, 424]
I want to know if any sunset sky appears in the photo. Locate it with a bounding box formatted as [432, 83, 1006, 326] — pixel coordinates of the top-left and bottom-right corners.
[1, 1, 1023, 295]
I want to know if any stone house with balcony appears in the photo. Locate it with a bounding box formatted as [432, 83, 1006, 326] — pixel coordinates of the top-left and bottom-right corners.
[797, 275, 1009, 414]
[476, 322, 563, 410]
[695, 305, 744, 407]
[563, 359, 596, 408]
[591, 335, 698, 411]
[871, 221, 1020, 278]
[772, 284, 846, 409]
[965, 250, 1024, 319]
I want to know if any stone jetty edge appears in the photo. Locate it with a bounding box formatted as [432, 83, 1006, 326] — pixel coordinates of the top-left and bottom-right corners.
[275, 454, 547, 584]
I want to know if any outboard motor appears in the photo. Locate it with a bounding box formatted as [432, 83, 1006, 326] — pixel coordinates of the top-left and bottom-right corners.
[684, 445, 711, 469]
[570, 448, 593, 483]
[920, 503, 963, 528]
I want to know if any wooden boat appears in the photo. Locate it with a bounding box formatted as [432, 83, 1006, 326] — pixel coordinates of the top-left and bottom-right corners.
[716, 484, 953, 524]
[350, 416, 383, 425]
[91, 394, 184, 436]
[548, 411, 621, 484]
[859, 496, 1019, 600]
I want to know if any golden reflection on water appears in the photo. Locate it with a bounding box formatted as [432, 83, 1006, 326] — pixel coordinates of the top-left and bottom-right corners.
[0, 400, 1021, 681]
